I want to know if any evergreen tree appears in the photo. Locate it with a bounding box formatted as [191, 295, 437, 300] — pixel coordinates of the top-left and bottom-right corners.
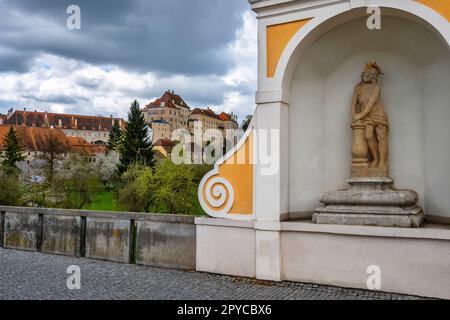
[1, 126, 25, 169]
[107, 123, 122, 152]
[117, 100, 153, 174]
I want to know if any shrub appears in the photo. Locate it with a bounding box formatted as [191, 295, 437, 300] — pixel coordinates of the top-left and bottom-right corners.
[116, 164, 154, 212]
[52, 154, 102, 209]
[152, 159, 198, 214]
[0, 167, 23, 206]
[115, 159, 202, 215]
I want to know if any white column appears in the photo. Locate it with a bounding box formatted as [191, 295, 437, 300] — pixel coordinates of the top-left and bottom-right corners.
[253, 91, 289, 281]
[255, 222, 282, 281]
[254, 100, 289, 222]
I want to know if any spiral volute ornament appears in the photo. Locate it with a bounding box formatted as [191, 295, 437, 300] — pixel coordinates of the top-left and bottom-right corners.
[202, 176, 234, 215]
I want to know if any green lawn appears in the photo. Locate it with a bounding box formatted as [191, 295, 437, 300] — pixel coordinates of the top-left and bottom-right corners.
[83, 190, 120, 211]
[83, 189, 206, 215]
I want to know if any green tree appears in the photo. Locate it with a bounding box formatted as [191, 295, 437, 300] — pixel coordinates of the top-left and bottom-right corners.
[189, 164, 214, 183]
[95, 151, 120, 190]
[1, 126, 25, 169]
[24, 182, 49, 208]
[117, 100, 153, 174]
[39, 132, 68, 182]
[115, 160, 201, 215]
[116, 164, 154, 212]
[241, 115, 252, 131]
[0, 167, 23, 206]
[107, 123, 122, 152]
[52, 154, 102, 209]
[152, 159, 197, 214]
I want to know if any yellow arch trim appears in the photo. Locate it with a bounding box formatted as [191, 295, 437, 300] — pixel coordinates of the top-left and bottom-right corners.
[266, 18, 311, 78]
[416, 0, 450, 21]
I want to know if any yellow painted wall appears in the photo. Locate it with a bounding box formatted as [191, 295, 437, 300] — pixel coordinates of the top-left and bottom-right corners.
[416, 0, 450, 21]
[202, 132, 254, 215]
[266, 19, 311, 78]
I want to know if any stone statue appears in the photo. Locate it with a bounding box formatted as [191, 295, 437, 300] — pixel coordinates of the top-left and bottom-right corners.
[350, 62, 389, 177]
[313, 61, 424, 228]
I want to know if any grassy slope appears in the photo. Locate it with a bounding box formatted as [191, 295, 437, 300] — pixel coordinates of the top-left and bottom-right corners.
[83, 190, 119, 211]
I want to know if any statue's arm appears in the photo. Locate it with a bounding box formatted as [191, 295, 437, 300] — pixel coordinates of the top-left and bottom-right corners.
[360, 86, 380, 117]
[351, 87, 359, 116]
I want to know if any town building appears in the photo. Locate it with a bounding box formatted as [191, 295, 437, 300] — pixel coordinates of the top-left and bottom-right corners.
[150, 120, 171, 142]
[142, 90, 190, 133]
[1, 108, 125, 144]
[0, 125, 106, 176]
[143, 91, 239, 147]
[189, 108, 239, 148]
[152, 138, 175, 161]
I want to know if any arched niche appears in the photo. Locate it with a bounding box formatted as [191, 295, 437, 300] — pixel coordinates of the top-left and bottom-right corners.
[287, 12, 450, 221]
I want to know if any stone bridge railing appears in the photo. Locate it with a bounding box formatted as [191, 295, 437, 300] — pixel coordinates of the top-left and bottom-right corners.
[0, 206, 196, 270]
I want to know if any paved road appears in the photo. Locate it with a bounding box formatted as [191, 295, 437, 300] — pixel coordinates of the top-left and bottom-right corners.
[0, 248, 422, 300]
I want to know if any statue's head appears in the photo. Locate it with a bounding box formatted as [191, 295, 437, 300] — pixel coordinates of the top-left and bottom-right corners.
[361, 61, 383, 83]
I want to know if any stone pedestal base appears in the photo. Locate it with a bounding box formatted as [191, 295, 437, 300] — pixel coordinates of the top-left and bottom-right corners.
[313, 177, 424, 228]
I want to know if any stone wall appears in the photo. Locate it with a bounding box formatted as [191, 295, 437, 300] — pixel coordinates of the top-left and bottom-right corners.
[0, 206, 196, 270]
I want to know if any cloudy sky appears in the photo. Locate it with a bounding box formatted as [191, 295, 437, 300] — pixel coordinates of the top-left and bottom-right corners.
[0, 0, 257, 123]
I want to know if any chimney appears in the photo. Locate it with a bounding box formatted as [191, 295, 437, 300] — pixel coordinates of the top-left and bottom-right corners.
[44, 111, 49, 127]
[22, 109, 27, 126]
[7, 108, 13, 119]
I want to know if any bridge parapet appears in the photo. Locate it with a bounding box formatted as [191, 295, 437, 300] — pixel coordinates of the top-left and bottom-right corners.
[0, 206, 196, 270]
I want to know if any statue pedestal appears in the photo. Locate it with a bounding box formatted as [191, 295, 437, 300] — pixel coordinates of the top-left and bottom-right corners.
[313, 177, 424, 228]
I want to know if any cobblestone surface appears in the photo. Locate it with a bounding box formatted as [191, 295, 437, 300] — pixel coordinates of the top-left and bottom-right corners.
[0, 248, 424, 300]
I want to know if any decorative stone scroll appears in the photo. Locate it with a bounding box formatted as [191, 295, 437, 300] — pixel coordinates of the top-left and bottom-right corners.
[198, 129, 254, 220]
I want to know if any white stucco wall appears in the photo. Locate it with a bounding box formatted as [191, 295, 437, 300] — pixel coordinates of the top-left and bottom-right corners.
[423, 58, 450, 220]
[288, 16, 450, 219]
[280, 224, 450, 299]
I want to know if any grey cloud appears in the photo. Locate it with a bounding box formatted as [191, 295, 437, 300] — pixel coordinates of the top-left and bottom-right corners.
[0, 47, 35, 73]
[22, 94, 80, 105]
[0, 0, 248, 75]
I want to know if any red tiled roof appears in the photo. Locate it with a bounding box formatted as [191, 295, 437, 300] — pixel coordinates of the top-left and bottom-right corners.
[191, 108, 221, 120]
[0, 125, 105, 156]
[67, 136, 107, 155]
[153, 138, 175, 147]
[3, 110, 124, 131]
[219, 112, 237, 123]
[144, 91, 190, 110]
